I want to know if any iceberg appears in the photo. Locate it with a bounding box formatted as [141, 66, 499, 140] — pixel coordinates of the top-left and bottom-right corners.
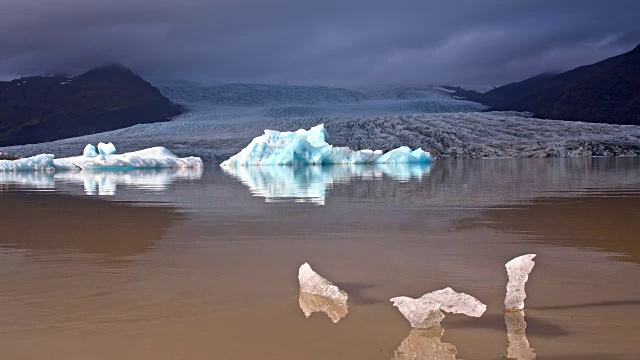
[505, 254, 536, 311]
[393, 326, 458, 360]
[221, 124, 433, 166]
[391, 287, 486, 328]
[298, 263, 348, 303]
[83, 144, 98, 157]
[0, 144, 203, 172]
[97, 142, 116, 155]
[53, 146, 203, 171]
[0, 154, 56, 172]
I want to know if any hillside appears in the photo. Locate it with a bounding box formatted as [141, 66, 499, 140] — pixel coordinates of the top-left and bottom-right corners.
[470, 45, 640, 125]
[0, 65, 182, 146]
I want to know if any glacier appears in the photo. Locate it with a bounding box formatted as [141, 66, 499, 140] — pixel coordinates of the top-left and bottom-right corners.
[505, 254, 536, 311]
[391, 287, 487, 328]
[221, 124, 433, 166]
[0, 145, 203, 172]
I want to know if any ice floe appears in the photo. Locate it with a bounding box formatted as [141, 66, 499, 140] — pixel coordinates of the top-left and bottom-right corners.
[391, 287, 486, 328]
[505, 254, 536, 311]
[221, 124, 433, 166]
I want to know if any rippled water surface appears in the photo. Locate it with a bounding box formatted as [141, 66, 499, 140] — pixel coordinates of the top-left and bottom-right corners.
[1, 157, 639, 359]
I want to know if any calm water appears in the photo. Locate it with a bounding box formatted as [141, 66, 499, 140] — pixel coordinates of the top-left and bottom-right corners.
[0, 158, 639, 359]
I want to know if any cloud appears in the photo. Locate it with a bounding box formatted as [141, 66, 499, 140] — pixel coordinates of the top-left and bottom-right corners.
[0, 0, 638, 85]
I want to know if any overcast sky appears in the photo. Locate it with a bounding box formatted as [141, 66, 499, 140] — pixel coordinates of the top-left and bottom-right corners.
[0, 0, 638, 86]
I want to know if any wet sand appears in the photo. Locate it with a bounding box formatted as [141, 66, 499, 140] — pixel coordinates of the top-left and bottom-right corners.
[0, 158, 638, 359]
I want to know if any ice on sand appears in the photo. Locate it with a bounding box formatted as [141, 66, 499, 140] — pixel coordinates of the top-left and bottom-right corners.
[505, 254, 536, 311]
[391, 287, 486, 328]
[298, 263, 348, 323]
[0, 154, 56, 172]
[221, 124, 433, 166]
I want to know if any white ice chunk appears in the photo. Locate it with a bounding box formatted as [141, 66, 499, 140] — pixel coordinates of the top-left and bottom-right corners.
[393, 326, 457, 360]
[221, 124, 433, 166]
[391, 287, 487, 328]
[0, 154, 56, 172]
[53, 146, 203, 171]
[298, 291, 348, 323]
[97, 142, 116, 155]
[505, 254, 536, 311]
[298, 263, 348, 303]
[83, 144, 98, 157]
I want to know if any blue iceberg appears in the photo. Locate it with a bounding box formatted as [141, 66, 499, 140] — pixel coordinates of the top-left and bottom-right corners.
[221, 124, 433, 166]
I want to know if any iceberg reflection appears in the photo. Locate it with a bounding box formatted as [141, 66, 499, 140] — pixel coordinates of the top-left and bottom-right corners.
[392, 325, 458, 360]
[55, 168, 204, 195]
[0, 171, 55, 191]
[298, 291, 349, 323]
[222, 163, 431, 205]
[505, 311, 536, 359]
[0, 168, 203, 195]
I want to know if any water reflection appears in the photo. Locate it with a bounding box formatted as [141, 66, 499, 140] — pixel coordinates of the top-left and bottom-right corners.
[0, 168, 203, 195]
[222, 163, 431, 205]
[0, 193, 182, 257]
[298, 291, 349, 323]
[0, 171, 55, 191]
[392, 325, 457, 360]
[505, 311, 536, 359]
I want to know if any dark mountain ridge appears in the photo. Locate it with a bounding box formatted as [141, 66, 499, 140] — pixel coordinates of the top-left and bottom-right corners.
[0, 64, 182, 146]
[468, 45, 640, 125]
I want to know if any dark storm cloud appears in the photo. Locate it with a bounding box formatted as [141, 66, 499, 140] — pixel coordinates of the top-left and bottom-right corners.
[1, 0, 639, 86]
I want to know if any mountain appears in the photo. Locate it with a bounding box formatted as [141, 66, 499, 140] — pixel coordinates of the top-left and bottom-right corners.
[470, 45, 640, 125]
[0, 64, 182, 146]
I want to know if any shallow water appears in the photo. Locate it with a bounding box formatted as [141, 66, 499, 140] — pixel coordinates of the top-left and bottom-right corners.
[0, 157, 639, 359]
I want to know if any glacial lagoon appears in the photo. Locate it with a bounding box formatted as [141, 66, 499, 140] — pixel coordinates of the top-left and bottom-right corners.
[0, 157, 639, 359]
